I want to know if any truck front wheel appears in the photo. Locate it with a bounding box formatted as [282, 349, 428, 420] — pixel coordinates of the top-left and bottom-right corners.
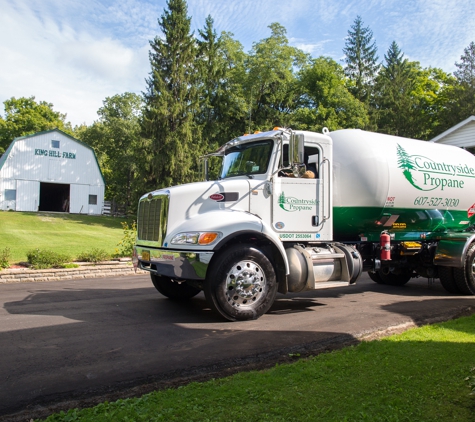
[204, 245, 278, 321]
[453, 243, 475, 295]
[151, 274, 201, 300]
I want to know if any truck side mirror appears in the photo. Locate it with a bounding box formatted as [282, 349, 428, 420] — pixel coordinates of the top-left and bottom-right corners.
[289, 133, 306, 177]
[202, 158, 209, 181]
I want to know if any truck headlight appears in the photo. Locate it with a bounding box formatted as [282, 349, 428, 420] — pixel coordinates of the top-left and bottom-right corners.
[171, 232, 221, 246]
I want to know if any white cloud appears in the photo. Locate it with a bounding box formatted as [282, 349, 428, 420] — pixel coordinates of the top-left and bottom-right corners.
[1, 0, 474, 128]
[0, 0, 150, 126]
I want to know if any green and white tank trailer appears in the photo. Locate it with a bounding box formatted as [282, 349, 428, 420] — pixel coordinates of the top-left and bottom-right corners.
[133, 128, 475, 321]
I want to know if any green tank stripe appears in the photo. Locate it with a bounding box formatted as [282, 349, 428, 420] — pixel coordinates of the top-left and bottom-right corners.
[333, 206, 473, 242]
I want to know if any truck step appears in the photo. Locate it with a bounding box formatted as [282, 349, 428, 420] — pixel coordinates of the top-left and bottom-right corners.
[313, 281, 350, 289]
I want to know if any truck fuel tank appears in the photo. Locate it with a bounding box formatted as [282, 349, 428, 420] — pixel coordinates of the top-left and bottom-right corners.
[286, 243, 362, 292]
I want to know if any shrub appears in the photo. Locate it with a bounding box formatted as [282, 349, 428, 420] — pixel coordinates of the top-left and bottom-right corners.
[62, 263, 80, 268]
[0, 247, 11, 269]
[27, 248, 71, 269]
[115, 221, 136, 257]
[76, 248, 111, 263]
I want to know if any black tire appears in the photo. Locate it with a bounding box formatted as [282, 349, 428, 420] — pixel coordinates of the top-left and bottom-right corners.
[369, 269, 411, 286]
[379, 270, 412, 286]
[204, 244, 278, 321]
[368, 271, 385, 284]
[438, 266, 461, 294]
[151, 274, 201, 300]
[453, 243, 475, 295]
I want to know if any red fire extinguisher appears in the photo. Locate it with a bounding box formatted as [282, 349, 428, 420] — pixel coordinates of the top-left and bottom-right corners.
[380, 231, 391, 261]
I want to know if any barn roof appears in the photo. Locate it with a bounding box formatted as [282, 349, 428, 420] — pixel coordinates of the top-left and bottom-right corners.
[0, 128, 105, 185]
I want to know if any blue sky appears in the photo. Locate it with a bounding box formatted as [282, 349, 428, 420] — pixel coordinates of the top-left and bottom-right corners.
[1, 0, 474, 126]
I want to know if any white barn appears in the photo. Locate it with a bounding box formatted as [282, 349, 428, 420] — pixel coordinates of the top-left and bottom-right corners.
[431, 115, 475, 152]
[0, 129, 105, 214]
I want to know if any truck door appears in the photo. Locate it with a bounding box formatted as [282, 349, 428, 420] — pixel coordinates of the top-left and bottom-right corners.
[272, 177, 320, 233]
[272, 146, 332, 241]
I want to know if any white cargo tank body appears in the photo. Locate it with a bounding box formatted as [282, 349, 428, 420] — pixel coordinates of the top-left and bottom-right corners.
[330, 129, 475, 241]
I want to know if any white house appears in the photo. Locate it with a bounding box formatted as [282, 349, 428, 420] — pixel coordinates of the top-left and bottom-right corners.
[0, 129, 105, 214]
[431, 115, 475, 153]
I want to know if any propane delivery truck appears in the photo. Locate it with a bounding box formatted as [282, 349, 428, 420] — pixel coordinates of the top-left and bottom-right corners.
[133, 128, 475, 321]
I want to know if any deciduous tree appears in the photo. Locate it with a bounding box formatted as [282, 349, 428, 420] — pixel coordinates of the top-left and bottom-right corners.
[80, 93, 145, 210]
[0, 96, 72, 154]
[295, 57, 369, 131]
[245, 23, 309, 131]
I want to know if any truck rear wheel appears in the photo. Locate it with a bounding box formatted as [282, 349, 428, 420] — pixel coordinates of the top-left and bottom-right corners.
[368, 269, 411, 286]
[204, 245, 278, 321]
[453, 243, 475, 295]
[438, 267, 461, 294]
[151, 274, 201, 300]
[368, 271, 384, 284]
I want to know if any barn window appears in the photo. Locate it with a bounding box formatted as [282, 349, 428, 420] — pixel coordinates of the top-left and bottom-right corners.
[51, 140, 60, 149]
[5, 189, 16, 201]
[89, 195, 97, 205]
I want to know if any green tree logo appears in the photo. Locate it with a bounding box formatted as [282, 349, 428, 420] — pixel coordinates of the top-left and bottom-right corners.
[397, 144, 423, 190]
[278, 192, 287, 210]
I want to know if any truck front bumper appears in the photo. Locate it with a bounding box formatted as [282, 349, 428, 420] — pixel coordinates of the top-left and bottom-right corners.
[133, 246, 213, 280]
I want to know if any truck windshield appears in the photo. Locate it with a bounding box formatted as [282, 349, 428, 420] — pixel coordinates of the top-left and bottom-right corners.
[219, 140, 274, 179]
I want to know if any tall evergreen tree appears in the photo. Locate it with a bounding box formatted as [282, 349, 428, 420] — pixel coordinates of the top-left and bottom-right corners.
[373, 41, 416, 136]
[454, 41, 475, 87]
[343, 16, 379, 103]
[438, 41, 475, 132]
[196, 17, 247, 148]
[372, 41, 450, 139]
[196, 15, 222, 147]
[142, 0, 201, 189]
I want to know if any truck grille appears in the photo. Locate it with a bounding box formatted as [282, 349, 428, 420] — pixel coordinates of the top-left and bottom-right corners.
[137, 195, 168, 244]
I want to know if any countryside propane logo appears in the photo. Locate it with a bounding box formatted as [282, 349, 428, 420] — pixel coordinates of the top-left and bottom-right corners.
[397, 144, 475, 191]
[278, 192, 318, 212]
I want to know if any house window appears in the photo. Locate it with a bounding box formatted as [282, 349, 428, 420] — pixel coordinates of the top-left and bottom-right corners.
[89, 195, 97, 205]
[5, 189, 16, 201]
[51, 140, 60, 148]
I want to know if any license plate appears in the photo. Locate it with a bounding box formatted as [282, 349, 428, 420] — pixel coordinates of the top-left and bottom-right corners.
[142, 250, 150, 261]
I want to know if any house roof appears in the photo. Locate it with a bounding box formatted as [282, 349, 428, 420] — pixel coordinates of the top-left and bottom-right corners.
[431, 115, 475, 143]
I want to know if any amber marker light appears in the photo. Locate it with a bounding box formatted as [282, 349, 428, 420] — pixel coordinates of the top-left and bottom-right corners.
[198, 232, 219, 245]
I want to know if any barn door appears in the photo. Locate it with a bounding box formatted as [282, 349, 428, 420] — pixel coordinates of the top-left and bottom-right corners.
[16, 180, 40, 211]
[69, 184, 89, 214]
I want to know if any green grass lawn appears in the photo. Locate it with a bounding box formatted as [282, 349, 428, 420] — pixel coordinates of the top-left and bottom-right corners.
[0, 211, 134, 263]
[40, 314, 475, 422]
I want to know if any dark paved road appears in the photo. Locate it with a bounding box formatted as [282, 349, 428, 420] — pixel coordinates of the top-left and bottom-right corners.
[1, 274, 474, 420]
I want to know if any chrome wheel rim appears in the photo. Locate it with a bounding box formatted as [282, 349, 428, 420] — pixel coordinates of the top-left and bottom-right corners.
[224, 259, 266, 308]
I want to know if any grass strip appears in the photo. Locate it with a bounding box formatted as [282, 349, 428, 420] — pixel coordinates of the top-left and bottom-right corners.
[0, 212, 131, 262]
[40, 314, 475, 421]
